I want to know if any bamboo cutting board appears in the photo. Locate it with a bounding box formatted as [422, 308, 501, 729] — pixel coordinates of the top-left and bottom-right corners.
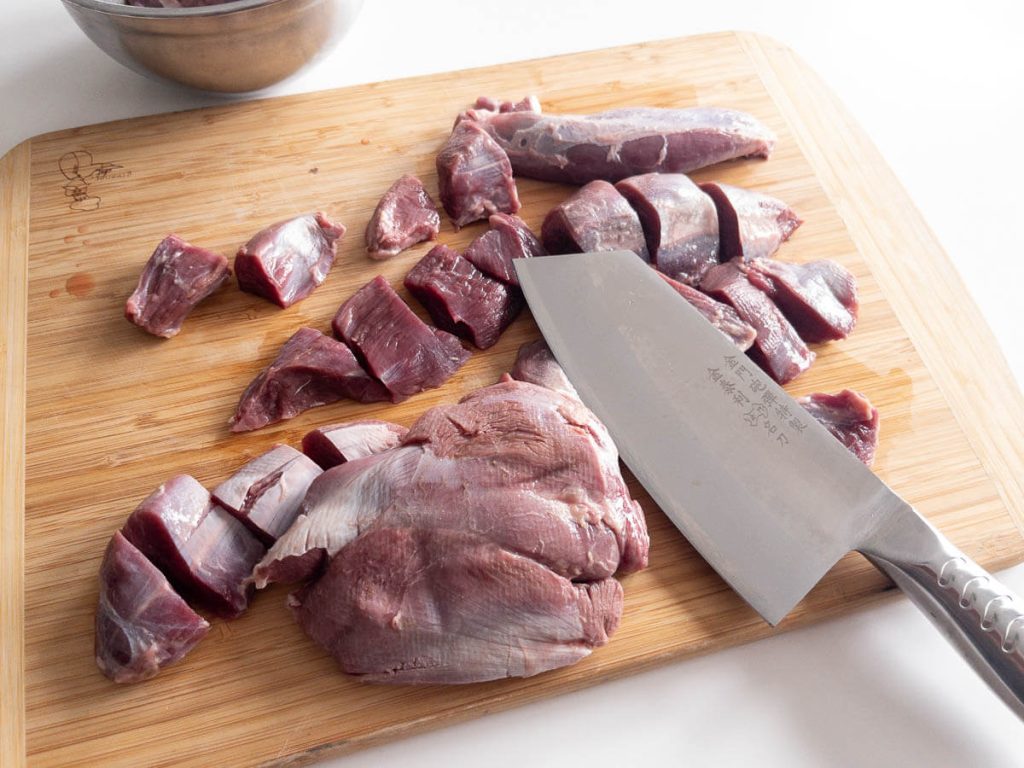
[3, 32, 1024, 768]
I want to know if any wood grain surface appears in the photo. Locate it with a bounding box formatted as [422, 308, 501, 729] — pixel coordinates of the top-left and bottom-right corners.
[2, 32, 1023, 768]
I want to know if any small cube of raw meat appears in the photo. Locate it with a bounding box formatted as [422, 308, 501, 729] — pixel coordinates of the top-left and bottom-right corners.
[230, 327, 390, 433]
[463, 213, 546, 287]
[699, 182, 801, 262]
[656, 271, 756, 351]
[124, 234, 230, 339]
[235, 212, 345, 308]
[121, 475, 265, 619]
[365, 174, 440, 259]
[436, 121, 520, 229]
[799, 390, 880, 466]
[301, 420, 409, 470]
[332, 276, 471, 402]
[404, 244, 524, 349]
[212, 445, 323, 546]
[744, 258, 858, 342]
[541, 181, 649, 261]
[95, 532, 209, 684]
[509, 340, 579, 399]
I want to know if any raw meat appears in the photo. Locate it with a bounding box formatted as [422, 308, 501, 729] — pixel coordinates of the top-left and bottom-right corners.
[699, 183, 801, 262]
[121, 475, 265, 618]
[404, 244, 524, 349]
[124, 234, 230, 339]
[656, 271, 756, 351]
[235, 212, 345, 308]
[799, 390, 880, 466]
[289, 527, 623, 684]
[462, 102, 775, 185]
[331, 276, 470, 402]
[509, 339, 579, 399]
[473, 95, 541, 113]
[616, 173, 719, 284]
[701, 260, 814, 384]
[95, 532, 209, 684]
[212, 445, 322, 546]
[365, 175, 440, 259]
[463, 213, 546, 287]
[541, 180, 649, 260]
[302, 420, 409, 470]
[744, 258, 858, 343]
[436, 120, 520, 229]
[230, 327, 390, 432]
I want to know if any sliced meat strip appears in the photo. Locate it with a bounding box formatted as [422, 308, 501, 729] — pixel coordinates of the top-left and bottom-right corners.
[302, 420, 408, 470]
[404, 244, 524, 349]
[332, 276, 470, 402]
[365, 174, 440, 259]
[699, 182, 801, 262]
[799, 390, 880, 466]
[230, 327, 390, 433]
[463, 213, 546, 287]
[615, 173, 719, 284]
[744, 258, 858, 342]
[95, 532, 210, 684]
[700, 260, 814, 384]
[124, 234, 230, 339]
[121, 475, 265, 619]
[541, 180, 649, 260]
[436, 120, 520, 229]
[656, 271, 756, 351]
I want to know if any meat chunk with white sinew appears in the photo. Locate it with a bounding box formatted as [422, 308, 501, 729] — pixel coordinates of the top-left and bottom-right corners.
[541, 180, 649, 260]
[302, 420, 408, 470]
[615, 173, 719, 284]
[365, 175, 440, 259]
[463, 213, 546, 287]
[332, 276, 470, 402]
[700, 183, 801, 262]
[656, 271, 756, 351]
[461, 100, 775, 184]
[436, 120, 520, 229]
[124, 234, 230, 339]
[253, 380, 647, 683]
[122, 475, 265, 618]
[230, 327, 390, 432]
[404, 244, 524, 349]
[800, 390, 880, 466]
[212, 445, 323, 546]
[235, 212, 345, 308]
[95, 532, 209, 684]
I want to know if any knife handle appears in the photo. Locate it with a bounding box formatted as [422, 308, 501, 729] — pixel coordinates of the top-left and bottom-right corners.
[860, 504, 1024, 719]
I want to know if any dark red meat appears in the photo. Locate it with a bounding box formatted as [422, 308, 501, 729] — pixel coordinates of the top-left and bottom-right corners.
[656, 271, 756, 351]
[541, 180, 649, 260]
[436, 121, 520, 229]
[700, 182, 801, 262]
[404, 244, 524, 349]
[365, 175, 440, 259]
[463, 213, 546, 287]
[302, 420, 409, 470]
[701, 260, 814, 384]
[235, 212, 345, 308]
[799, 390, 880, 466]
[332, 276, 470, 402]
[121, 475, 265, 619]
[230, 327, 390, 432]
[124, 234, 230, 339]
[95, 532, 209, 684]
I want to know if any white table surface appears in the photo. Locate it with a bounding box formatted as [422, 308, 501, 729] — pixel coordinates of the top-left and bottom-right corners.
[4, 1, 1024, 765]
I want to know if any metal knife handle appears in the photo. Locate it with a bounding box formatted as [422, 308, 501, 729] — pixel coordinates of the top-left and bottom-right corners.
[860, 504, 1024, 718]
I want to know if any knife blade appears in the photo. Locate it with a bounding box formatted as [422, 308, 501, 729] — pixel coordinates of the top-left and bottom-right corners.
[516, 251, 1024, 716]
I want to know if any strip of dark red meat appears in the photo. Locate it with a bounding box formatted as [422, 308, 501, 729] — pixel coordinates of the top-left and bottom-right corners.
[365, 175, 440, 259]
[744, 258, 859, 343]
[332, 275, 471, 402]
[121, 475, 265, 619]
[95, 532, 209, 684]
[615, 173, 719, 284]
[212, 445, 322, 546]
[509, 340, 579, 399]
[436, 120, 520, 229]
[235, 212, 345, 308]
[302, 420, 408, 470]
[124, 234, 230, 339]
[701, 260, 814, 384]
[230, 327, 390, 432]
[700, 182, 801, 262]
[541, 180, 649, 260]
[461, 102, 775, 185]
[799, 390, 880, 466]
[656, 271, 756, 351]
[404, 244, 524, 349]
[463, 213, 546, 287]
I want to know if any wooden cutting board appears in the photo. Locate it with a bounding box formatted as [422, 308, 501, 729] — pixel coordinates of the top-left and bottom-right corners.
[3, 31, 1024, 768]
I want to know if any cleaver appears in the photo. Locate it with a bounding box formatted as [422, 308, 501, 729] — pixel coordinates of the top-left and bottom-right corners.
[516, 251, 1024, 716]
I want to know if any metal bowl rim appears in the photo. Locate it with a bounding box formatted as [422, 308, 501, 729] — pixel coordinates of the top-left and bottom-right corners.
[60, 0, 292, 19]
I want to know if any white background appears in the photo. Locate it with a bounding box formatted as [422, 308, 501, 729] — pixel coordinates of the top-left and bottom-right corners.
[4, 1, 1024, 765]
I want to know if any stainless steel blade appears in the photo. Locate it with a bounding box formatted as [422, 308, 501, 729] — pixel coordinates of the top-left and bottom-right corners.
[516, 251, 904, 624]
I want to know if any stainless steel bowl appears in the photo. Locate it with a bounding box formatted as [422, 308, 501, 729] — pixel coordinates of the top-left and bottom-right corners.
[61, 0, 364, 93]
